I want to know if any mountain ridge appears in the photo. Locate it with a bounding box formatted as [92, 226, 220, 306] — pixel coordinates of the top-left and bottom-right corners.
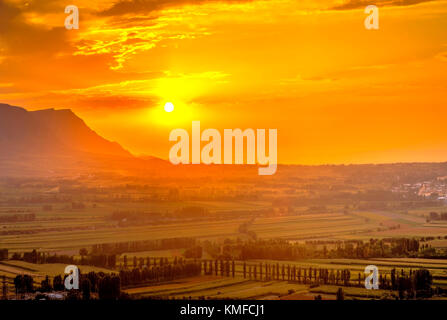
[0, 103, 132, 158]
[0, 103, 155, 176]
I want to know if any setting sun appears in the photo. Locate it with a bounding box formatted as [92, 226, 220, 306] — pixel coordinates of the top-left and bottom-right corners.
[164, 102, 174, 113]
[1, 0, 447, 307]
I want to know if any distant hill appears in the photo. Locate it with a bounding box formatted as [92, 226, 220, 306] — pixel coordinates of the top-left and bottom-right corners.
[2, 103, 447, 181]
[0, 103, 149, 176]
[0, 104, 131, 158]
[0, 103, 259, 178]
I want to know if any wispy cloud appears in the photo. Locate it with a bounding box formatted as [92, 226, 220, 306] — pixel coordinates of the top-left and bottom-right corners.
[98, 0, 255, 16]
[0, 0, 69, 56]
[329, 0, 438, 10]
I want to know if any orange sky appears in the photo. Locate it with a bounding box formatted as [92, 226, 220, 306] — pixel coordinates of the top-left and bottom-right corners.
[0, 0, 446, 164]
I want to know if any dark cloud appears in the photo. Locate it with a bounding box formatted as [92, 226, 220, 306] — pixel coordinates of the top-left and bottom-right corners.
[73, 95, 157, 110]
[98, 0, 253, 16]
[0, 1, 22, 33]
[330, 0, 437, 10]
[0, 0, 68, 56]
[21, 0, 64, 14]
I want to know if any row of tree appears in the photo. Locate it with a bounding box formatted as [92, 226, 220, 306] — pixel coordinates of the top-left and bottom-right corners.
[14, 271, 122, 300]
[90, 237, 196, 255]
[14, 249, 118, 269]
[121, 256, 185, 269]
[119, 261, 202, 286]
[201, 259, 433, 297]
[13, 261, 202, 299]
[221, 238, 423, 260]
[0, 213, 35, 222]
[428, 211, 447, 222]
[0, 249, 8, 260]
[10, 248, 193, 271]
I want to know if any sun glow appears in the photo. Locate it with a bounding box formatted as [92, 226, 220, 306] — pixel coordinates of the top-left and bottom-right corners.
[164, 102, 174, 112]
[149, 100, 198, 127]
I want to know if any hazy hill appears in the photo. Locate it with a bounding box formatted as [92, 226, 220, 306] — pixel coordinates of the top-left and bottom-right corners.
[0, 104, 144, 176]
[0, 104, 131, 157]
[1, 103, 447, 181]
[0, 104, 257, 178]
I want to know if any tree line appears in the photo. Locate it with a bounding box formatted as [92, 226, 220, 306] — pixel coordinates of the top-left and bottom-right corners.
[119, 260, 202, 286]
[428, 211, 447, 222]
[12, 249, 118, 269]
[12, 261, 202, 300]
[14, 271, 122, 300]
[201, 259, 434, 298]
[90, 237, 196, 255]
[217, 238, 423, 260]
[0, 213, 35, 222]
